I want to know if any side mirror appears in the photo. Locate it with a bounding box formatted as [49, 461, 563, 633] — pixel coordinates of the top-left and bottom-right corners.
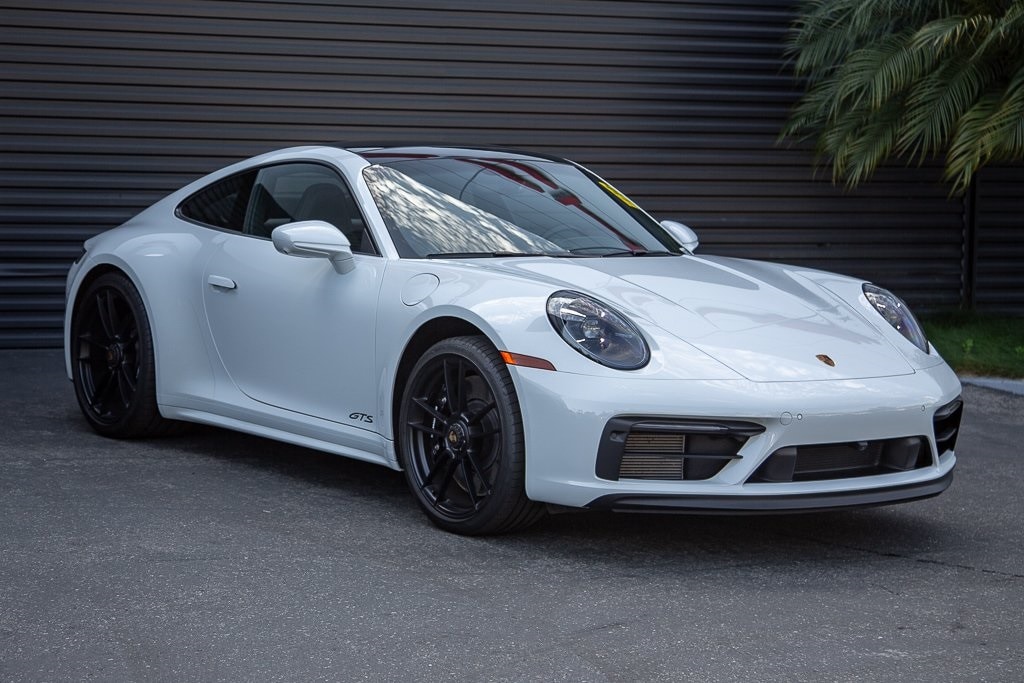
[271, 221, 354, 274]
[660, 220, 699, 253]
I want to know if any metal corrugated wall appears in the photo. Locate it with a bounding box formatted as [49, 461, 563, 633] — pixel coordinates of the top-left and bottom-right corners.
[0, 1, 1019, 348]
[973, 166, 1024, 313]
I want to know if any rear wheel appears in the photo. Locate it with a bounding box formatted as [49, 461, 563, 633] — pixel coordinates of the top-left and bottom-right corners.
[398, 336, 545, 535]
[71, 271, 175, 437]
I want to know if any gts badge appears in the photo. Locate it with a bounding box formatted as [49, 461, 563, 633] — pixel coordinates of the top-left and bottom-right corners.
[349, 412, 374, 424]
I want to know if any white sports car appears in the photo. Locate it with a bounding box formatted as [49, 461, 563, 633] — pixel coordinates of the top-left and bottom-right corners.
[65, 145, 963, 534]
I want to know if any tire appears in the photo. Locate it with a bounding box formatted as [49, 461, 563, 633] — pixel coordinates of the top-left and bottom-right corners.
[398, 336, 546, 535]
[70, 271, 177, 438]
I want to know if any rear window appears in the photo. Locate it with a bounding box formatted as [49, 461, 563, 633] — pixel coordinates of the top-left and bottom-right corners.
[177, 170, 257, 231]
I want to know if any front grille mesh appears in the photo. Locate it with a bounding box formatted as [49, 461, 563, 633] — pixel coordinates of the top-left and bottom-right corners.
[624, 432, 686, 454]
[620, 433, 688, 479]
[619, 454, 685, 480]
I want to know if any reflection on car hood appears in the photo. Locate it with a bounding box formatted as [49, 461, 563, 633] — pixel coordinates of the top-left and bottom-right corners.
[487, 254, 914, 382]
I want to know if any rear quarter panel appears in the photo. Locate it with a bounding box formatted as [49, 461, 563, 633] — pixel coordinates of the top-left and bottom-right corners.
[64, 209, 220, 406]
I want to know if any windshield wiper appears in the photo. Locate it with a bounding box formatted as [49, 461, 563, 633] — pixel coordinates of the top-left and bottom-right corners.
[604, 250, 675, 257]
[568, 247, 676, 257]
[426, 251, 582, 259]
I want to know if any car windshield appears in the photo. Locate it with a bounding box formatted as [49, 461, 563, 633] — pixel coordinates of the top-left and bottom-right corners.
[362, 155, 681, 258]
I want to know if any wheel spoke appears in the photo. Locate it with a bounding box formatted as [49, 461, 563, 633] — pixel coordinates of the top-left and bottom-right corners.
[423, 454, 451, 487]
[408, 420, 445, 438]
[125, 362, 139, 390]
[467, 400, 496, 425]
[443, 358, 465, 412]
[115, 369, 133, 407]
[116, 310, 135, 339]
[432, 456, 458, 503]
[459, 459, 479, 507]
[91, 367, 117, 409]
[96, 291, 120, 340]
[463, 448, 493, 497]
[412, 397, 448, 423]
[77, 331, 103, 349]
[117, 362, 137, 396]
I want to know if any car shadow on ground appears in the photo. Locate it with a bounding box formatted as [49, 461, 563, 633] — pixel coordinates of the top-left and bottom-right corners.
[127, 418, 951, 571]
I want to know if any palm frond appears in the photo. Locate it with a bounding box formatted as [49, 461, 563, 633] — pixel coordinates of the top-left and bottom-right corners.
[913, 14, 997, 52]
[866, 33, 938, 110]
[948, 63, 1024, 171]
[946, 92, 1002, 190]
[781, 0, 1024, 193]
[899, 55, 996, 160]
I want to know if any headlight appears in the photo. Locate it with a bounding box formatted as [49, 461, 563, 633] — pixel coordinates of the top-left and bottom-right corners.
[546, 291, 650, 370]
[863, 284, 929, 353]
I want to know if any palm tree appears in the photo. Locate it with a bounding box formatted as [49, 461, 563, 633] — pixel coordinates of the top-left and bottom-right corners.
[780, 0, 1024, 194]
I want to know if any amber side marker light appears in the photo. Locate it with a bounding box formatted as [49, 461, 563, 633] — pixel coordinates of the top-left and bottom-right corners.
[500, 351, 556, 371]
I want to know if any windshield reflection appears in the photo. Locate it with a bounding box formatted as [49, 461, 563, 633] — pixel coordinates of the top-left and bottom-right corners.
[363, 165, 561, 257]
[362, 154, 678, 259]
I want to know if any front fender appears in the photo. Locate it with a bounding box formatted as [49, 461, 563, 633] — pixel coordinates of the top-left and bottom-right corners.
[373, 258, 741, 441]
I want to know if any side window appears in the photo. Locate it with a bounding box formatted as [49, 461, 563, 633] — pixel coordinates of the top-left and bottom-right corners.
[177, 170, 257, 231]
[243, 163, 376, 255]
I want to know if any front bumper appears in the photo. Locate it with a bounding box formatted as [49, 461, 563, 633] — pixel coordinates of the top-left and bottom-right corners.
[512, 362, 962, 511]
[586, 468, 953, 513]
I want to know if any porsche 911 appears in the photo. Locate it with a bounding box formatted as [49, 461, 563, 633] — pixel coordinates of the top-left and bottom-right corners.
[65, 145, 963, 534]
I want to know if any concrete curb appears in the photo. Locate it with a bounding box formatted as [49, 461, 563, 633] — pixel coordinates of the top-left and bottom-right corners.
[960, 376, 1024, 396]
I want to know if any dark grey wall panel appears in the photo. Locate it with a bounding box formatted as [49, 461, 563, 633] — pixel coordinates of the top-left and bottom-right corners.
[974, 166, 1024, 315]
[0, 0, 1016, 347]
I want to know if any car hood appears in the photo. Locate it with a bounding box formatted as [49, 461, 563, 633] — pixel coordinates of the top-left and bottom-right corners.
[488, 255, 914, 382]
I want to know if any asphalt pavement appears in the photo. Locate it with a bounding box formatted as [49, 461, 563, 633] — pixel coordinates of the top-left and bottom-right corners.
[1, 350, 1022, 682]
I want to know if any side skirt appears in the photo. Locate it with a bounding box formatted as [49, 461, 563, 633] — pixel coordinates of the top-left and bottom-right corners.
[160, 399, 398, 470]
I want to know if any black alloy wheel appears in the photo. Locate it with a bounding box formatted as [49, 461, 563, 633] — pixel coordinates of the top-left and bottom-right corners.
[71, 271, 172, 438]
[399, 336, 545, 535]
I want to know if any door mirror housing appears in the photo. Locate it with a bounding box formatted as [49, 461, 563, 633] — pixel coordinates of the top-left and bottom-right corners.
[660, 220, 699, 253]
[271, 221, 355, 274]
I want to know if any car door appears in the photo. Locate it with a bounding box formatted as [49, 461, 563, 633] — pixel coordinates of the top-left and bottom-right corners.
[200, 161, 385, 429]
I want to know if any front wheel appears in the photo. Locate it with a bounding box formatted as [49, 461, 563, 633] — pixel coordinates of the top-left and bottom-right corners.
[398, 336, 545, 535]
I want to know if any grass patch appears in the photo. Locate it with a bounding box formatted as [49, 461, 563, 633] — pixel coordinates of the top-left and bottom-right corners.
[921, 312, 1024, 378]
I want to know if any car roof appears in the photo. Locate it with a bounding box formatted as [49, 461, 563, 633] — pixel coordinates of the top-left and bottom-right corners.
[333, 143, 571, 165]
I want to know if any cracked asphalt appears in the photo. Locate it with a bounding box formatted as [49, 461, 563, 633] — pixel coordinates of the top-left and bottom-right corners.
[1, 349, 1022, 682]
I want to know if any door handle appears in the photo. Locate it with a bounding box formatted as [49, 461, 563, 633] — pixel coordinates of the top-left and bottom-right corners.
[207, 274, 237, 290]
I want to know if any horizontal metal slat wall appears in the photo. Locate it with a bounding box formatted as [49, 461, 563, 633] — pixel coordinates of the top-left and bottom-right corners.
[650, 2, 965, 311]
[0, 0, 1004, 348]
[974, 166, 1024, 315]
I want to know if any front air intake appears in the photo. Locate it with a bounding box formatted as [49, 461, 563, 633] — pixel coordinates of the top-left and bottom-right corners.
[933, 396, 963, 456]
[597, 418, 764, 482]
[748, 436, 930, 483]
